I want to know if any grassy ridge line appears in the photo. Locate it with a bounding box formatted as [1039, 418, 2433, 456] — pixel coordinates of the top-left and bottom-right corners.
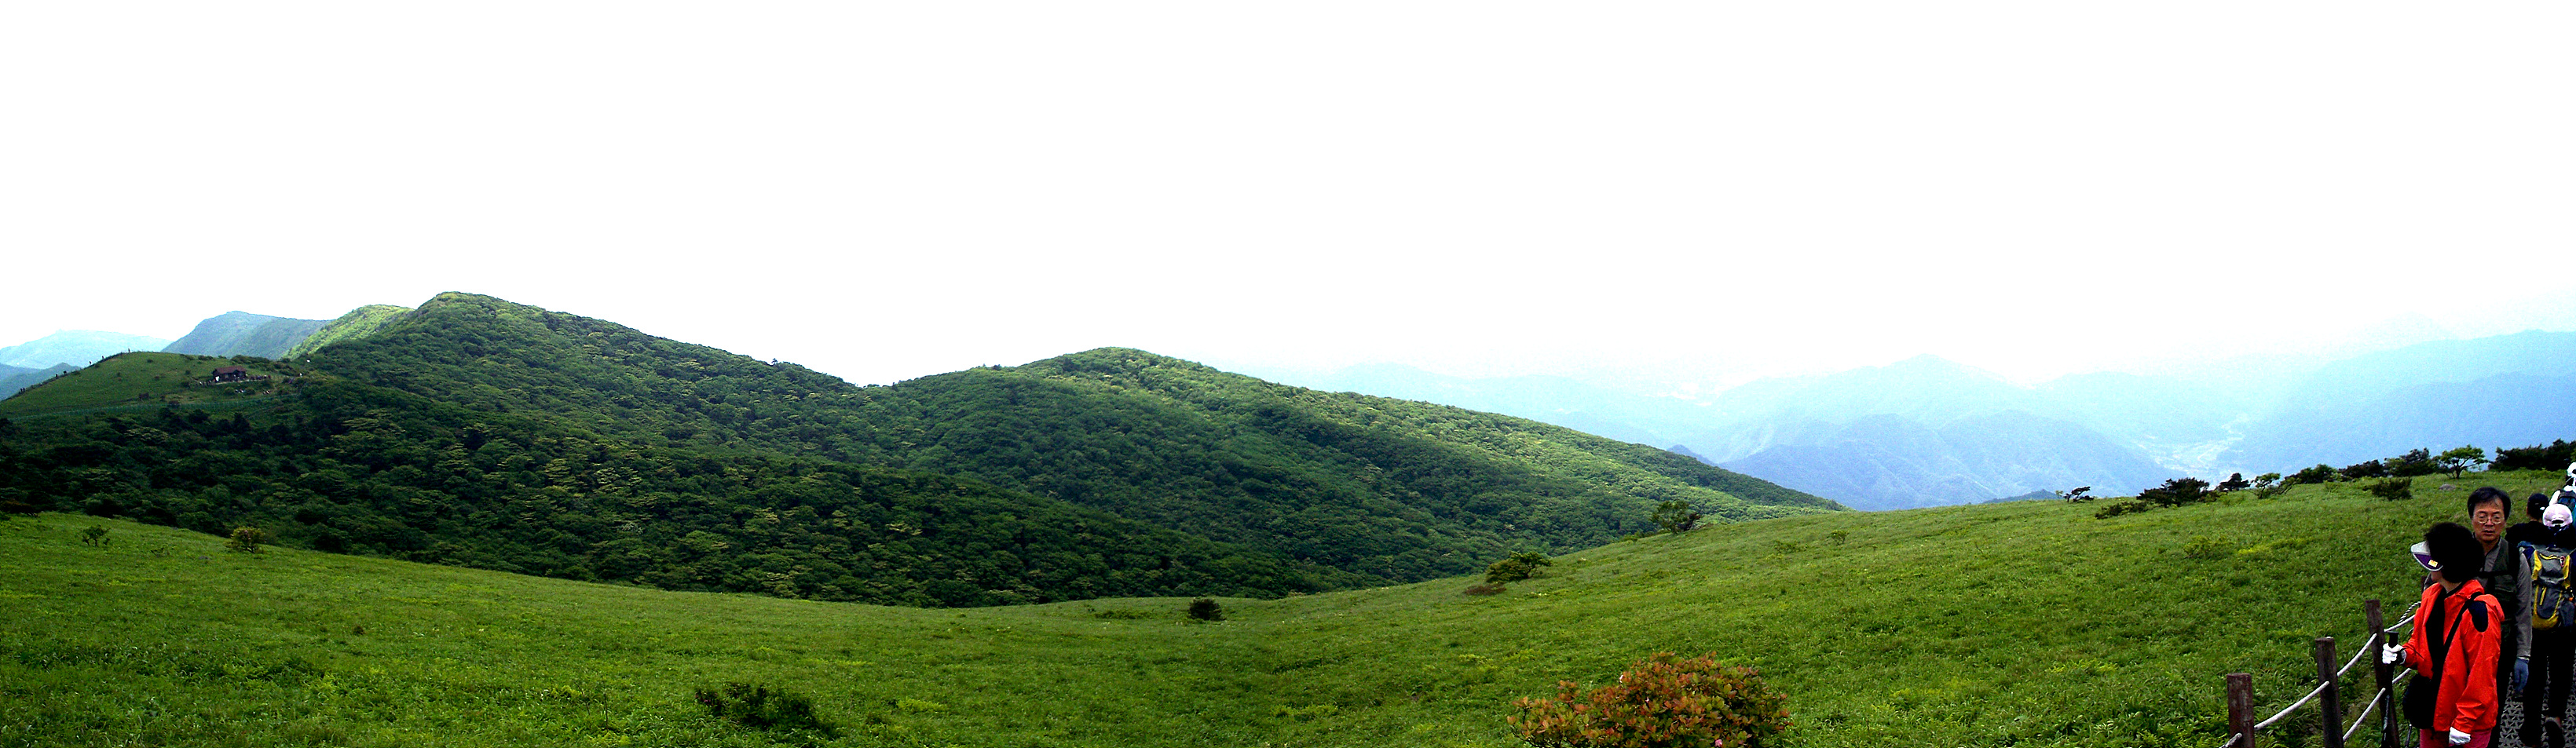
[0, 352, 303, 418]
[5, 471, 2560, 746]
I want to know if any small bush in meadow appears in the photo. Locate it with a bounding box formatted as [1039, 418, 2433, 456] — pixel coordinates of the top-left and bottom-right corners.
[1187, 597, 1224, 621]
[693, 682, 837, 736]
[1487, 552, 1553, 583]
[225, 526, 269, 553]
[1509, 651, 1790, 748]
[1464, 583, 1507, 596]
[2366, 478, 2413, 502]
[79, 526, 111, 546]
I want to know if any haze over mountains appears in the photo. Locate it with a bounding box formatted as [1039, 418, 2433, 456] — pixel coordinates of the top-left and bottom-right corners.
[1246, 330, 2576, 511]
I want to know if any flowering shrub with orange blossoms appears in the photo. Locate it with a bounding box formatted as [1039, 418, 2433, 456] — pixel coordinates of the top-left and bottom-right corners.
[1508, 651, 1790, 748]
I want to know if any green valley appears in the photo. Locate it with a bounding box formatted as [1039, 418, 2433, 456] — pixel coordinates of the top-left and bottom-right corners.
[6, 469, 2558, 747]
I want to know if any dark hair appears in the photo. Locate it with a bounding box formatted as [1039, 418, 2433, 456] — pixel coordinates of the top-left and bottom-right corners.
[2535, 493, 2557, 519]
[2427, 522, 2482, 583]
[2468, 486, 2512, 514]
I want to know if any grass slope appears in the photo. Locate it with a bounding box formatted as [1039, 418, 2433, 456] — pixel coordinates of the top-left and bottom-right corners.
[9, 470, 2560, 746]
[0, 352, 306, 419]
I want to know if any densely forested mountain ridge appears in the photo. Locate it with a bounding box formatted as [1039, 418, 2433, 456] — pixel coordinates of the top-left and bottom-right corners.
[854, 349, 1842, 579]
[1, 292, 1834, 602]
[0, 352, 1361, 606]
[292, 293, 1838, 582]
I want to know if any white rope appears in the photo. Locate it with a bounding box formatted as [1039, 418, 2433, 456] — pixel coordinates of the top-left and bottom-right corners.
[2343, 688, 2383, 743]
[2336, 639, 2371, 678]
[2225, 611, 2420, 746]
[2253, 678, 2329, 731]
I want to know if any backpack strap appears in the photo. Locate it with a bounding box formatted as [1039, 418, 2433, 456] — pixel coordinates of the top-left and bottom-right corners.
[2472, 593, 2492, 633]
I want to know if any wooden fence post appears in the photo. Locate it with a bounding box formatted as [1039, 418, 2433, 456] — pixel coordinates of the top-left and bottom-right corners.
[2317, 637, 2344, 748]
[2230, 672, 2256, 748]
[2367, 600, 2394, 748]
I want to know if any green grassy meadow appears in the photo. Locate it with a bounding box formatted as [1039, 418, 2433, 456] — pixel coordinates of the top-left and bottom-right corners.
[0, 352, 303, 419]
[5, 470, 2563, 747]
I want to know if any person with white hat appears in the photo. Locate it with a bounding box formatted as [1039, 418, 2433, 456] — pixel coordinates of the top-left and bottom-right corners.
[2390, 522, 2504, 747]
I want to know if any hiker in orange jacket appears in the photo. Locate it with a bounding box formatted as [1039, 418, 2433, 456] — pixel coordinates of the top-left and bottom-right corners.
[2388, 522, 2505, 747]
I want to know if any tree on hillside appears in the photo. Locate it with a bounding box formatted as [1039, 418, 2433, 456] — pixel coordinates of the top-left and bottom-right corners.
[2139, 477, 2212, 508]
[2494, 440, 2576, 473]
[2341, 460, 2389, 480]
[2290, 464, 2339, 485]
[2056, 487, 2095, 503]
[2214, 473, 2251, 493]
[1651, 500, 1702, 534]
[2438, 446, 2490, 478]
[2388, 448, 2440, 478]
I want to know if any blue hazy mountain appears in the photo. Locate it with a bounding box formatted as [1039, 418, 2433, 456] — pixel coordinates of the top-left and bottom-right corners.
[1674, 356, 2182, 510]
[2221, 330, 2576, 469]
[1714, 410, 2178, 511]
[0, 330, 171, 370]
[1290, 331, 2576, 511]
[162, 312, 331, 359]
[0, 363, 79, 399]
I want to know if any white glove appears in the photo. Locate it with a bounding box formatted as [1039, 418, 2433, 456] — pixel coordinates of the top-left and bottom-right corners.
[2450, 728, 2472, 745]
[2382, 643, 2407, 666]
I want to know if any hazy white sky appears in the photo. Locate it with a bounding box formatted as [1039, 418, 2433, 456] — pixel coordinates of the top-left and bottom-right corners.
[5, 3, 2570, 392]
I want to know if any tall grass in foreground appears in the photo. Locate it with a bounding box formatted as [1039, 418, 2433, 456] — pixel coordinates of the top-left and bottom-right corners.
[3, 470, 2560, 746]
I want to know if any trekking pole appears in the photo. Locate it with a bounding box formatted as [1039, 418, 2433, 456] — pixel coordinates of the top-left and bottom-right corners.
[2366, 600, 2395, 748]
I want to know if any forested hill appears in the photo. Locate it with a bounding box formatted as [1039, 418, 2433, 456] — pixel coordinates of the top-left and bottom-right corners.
[1, 292, 1835, 601]
[0, 353, 1361, 606]
[296, 294, 1839, 580]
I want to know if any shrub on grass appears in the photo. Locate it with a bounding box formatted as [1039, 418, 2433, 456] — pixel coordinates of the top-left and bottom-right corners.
[1487, 552, 1553, 583]
[79, 526, 110, 546]
[1187, 597, 1224, 621]
[693, 682, 837, 736]
[1464, 583, 1507, 596]
[2094, 500, 2146, 519]
[225, 526, 269, 553]
[1509, 651, 1790, 748]
[2366, 479, 2413, 502]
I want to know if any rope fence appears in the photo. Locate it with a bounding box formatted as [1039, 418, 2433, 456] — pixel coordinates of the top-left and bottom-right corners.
[2222, 599, 2414, 748]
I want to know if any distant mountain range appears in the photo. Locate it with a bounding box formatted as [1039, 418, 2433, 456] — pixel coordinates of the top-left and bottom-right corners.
[12, 302, 2570, 515]
[0, 330, 170, 370]
[163, 312, 331, 359]
[0, 309, 405, 397]
[1261, 333, 2576, 511]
